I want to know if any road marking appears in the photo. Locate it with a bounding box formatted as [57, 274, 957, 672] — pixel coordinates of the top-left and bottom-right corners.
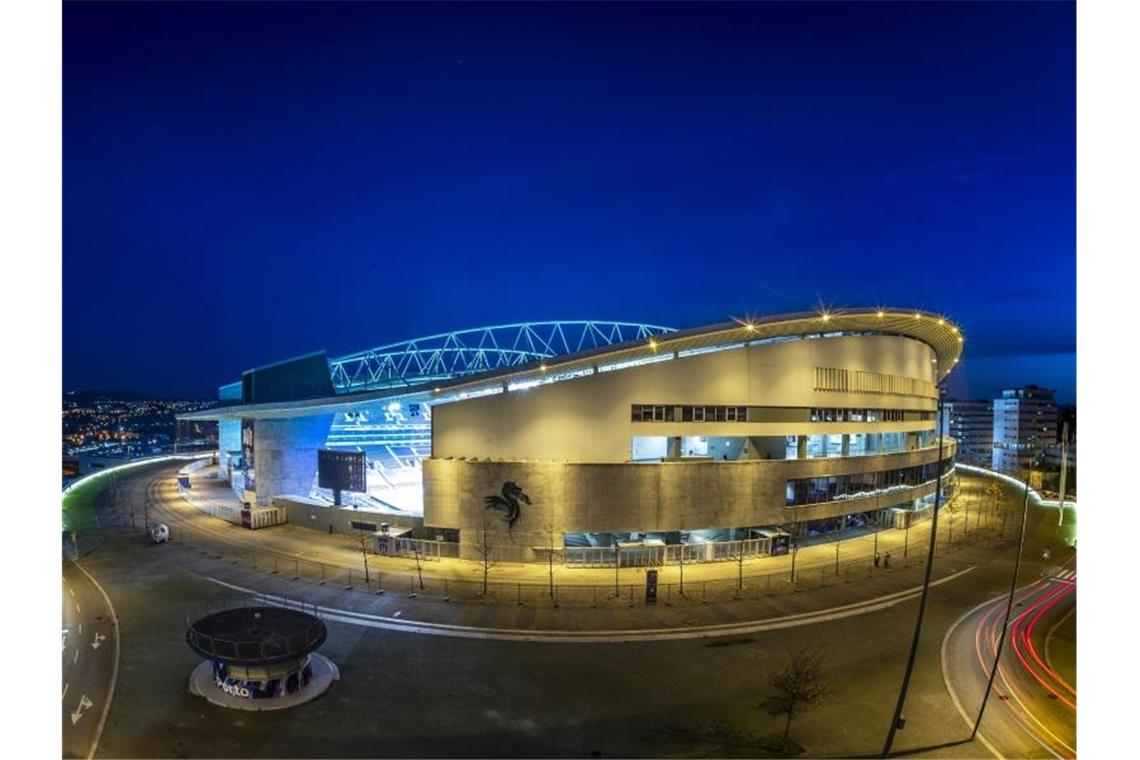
[393, 611, 402, 618]
[70, 694, 94, 725]
[207, 566, 977, 643]
[76, 604, 80, 614]
[73, 560, 120, 760]
[92, 632, 106, 650]
[941, 595, 1005, 760]
[69, 589, 76, 598]
[63, 682, 70, 700]
[78, 623, 82, 636]
[74, 650, 79, 664]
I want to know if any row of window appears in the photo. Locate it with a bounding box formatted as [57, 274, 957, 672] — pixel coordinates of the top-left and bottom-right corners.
[631, 405, 749, 422]
[809, 408, 934, 422]
[632, 404, 935, 424]
[785, 458, 955, 506]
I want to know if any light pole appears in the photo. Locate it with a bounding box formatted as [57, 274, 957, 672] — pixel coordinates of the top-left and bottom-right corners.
[971, 468, 1032, 740]
[881, 386, 947, 758]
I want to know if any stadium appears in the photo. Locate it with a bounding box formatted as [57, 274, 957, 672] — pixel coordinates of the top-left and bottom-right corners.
[178, 308, 962, 564]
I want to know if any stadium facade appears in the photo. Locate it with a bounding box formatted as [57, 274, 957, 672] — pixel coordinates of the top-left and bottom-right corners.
[179, 310, 962, 563]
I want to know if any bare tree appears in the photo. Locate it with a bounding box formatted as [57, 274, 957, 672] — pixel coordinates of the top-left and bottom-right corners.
[986, 480, 1007, 536]
[410, 536, 424, 590]
[763, 648, 829, 750]
[474, 508, 497, 596]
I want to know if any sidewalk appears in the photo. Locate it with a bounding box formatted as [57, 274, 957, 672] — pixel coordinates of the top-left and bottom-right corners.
[149, 467, 1016, 614]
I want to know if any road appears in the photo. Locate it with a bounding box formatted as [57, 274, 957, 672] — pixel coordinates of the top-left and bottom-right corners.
[943, 566, 1077, 759]
[62, 560, 119, 760]
[70, 460, 1073, 758]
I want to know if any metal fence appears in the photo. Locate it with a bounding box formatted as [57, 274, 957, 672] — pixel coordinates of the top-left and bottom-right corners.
[140, 506, 1015, 610]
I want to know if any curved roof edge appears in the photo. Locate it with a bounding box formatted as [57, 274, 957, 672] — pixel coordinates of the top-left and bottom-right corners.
[180, 308, 963, 421]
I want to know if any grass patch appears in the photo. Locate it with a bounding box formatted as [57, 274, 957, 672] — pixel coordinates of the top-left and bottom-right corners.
[62, 471, 113, 532]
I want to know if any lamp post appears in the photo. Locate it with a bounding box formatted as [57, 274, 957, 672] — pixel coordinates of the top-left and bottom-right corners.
[880, 385, 946, 758]
[971, 467, 1032, 740]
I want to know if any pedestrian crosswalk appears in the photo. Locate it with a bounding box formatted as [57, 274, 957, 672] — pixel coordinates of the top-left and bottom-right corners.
[1043, 566, 1076, 582]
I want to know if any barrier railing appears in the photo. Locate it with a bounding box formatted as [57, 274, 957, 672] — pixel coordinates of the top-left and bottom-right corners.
[140, 495, 1017, 610]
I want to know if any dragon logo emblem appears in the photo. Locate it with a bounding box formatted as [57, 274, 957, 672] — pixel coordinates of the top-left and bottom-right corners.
[483, 481, 530, 531]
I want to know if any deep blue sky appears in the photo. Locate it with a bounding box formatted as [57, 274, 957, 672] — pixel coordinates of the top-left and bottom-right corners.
[63, 1, 1075, 402]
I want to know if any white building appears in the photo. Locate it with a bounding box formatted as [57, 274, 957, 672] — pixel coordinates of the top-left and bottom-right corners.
[992, 385, 1057, 474]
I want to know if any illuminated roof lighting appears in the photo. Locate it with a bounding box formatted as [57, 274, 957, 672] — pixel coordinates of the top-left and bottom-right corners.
[820, 312, 831, 323]
[876, 310, 885, 318]
[648, 338, 658, 350]
[539, 363, 547, 372]
[914, 313, 922, 319]
[937, 318, 945, 325]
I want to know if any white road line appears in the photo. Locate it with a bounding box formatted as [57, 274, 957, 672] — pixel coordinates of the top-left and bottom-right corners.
[73, 650, 79, 664]
[73, 561, 120, 760]
[76, 604, 80, 615]
[78, 624, 82, 636]
[940, 595, 1005, 760]
[69, 589, 76, 598]
[208, 566, 977, 644]
[63, 682, 70, 700]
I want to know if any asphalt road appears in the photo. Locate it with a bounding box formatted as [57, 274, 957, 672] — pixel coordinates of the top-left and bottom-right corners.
[62, 560, 118, 760]
[943, 565, 1077, 759]
[71, 461, 1076, 758]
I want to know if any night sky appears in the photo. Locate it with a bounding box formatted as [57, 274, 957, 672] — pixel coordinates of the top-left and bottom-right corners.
[63, 1, 1075, 403]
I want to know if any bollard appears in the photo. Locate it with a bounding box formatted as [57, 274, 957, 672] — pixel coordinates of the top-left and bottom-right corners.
[345, 569, 353, 590]
[271, 556, 278, 575]
[319, 564, 326, 586]
[293, 559, 299, 581]
[409, 576, 417, 598]
[517, 583, 523, 606]
[442, 578, 447, 601]
[376, 571, 384, 595]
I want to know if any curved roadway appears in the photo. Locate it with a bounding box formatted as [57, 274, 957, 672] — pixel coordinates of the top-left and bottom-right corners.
[943, 566, 1077, 759]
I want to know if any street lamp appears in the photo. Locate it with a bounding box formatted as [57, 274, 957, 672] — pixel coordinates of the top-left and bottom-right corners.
[881, 385, 947, 758]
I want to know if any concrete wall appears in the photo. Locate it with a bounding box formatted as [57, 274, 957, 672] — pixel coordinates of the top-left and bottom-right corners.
[423, 439, 955, 561]
[432, 334, 937, 463]
[251, 415, 334, 507]
[273, 495, 420, 535]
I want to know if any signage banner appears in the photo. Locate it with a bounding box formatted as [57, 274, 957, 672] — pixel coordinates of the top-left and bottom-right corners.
[240, 419, 256, 494]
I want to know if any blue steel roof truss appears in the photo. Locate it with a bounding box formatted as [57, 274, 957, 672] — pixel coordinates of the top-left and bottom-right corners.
[327, 321, 675, 393]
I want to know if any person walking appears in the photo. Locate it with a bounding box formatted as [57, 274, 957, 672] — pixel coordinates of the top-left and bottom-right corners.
[883, 552, 892, 569]
[874, 553, 881, 568]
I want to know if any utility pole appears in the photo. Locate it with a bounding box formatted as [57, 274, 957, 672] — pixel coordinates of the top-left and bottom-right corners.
[972, 469, 1032, 740]
[1057, 421, 1069, 527]
[881, 388, 947, 758]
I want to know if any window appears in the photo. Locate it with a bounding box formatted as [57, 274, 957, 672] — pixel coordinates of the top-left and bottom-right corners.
[784, 457, 955, 506]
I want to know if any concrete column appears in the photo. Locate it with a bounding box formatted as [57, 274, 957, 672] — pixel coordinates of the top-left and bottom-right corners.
[797, 436, 807, 460]
[841, 434, 851, 457]
[252, 415, 335, 507]
[668, 436, 681, 459]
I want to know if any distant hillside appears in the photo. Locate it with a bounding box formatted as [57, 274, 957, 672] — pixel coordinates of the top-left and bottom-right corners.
[63, 389, 213, 403]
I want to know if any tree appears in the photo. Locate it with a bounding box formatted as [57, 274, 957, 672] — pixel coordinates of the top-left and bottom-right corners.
[409, 536, 424, 590]
[474, 508, 497, 597]
[763, 648, 829, 750]
[986, 481, 1006, 536]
